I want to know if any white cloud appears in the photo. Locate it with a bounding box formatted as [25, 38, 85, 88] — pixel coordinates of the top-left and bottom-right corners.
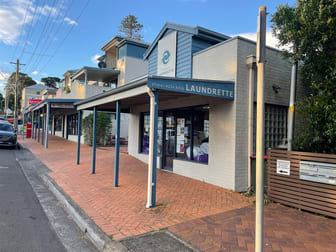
[64, 17, 78, 26]
[231, 30, 289, 51]
[0, 70, 10, 81]
[0, 83, 5, 87]
[91, 54, 101, 64]
[0, 0, 33, 45]
[0, 1, 65, 45]
[36, 4, 59, 17]
[31, 70, 39, 75]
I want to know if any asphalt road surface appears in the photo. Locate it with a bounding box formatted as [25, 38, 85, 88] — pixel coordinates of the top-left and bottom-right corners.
[0, 147, 66, 252]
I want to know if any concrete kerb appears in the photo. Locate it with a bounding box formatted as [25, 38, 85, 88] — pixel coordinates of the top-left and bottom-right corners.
[41, 173, 128, 252]
[18, 144, 128, 252]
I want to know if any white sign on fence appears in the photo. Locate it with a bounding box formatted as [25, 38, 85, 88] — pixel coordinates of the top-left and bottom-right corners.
[276, 160, 290, 175]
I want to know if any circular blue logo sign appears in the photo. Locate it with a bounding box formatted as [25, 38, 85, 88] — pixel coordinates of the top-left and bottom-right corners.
[162, 50, 170, 65]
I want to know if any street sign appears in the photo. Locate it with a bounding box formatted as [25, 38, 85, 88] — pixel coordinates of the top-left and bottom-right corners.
[29, 99, 42, 105]
[276, 160, 290, 175]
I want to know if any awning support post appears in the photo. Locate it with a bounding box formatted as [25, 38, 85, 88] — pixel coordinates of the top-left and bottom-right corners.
[91, 107, 97, 174]
[114, 100, 121, 187]
[77, 110, 82, 165]
[32, 111, 35, 139]
[146, 89, 159, 208]
[41, 108, 44, 145]
[45, 103, 50, 148]
[38, 110, 41, 143]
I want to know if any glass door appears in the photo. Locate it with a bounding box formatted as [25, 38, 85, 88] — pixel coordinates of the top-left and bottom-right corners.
[163, 113, 175, 170]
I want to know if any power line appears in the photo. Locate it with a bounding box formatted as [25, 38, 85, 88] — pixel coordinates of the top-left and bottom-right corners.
[39, 0, 90, 73]
[33, 0, 74, 72]
[24, 0, 59, 73]
[28, 0, 68, 73]
[19, 0, 42, 60]
[10, 0, 31, 61]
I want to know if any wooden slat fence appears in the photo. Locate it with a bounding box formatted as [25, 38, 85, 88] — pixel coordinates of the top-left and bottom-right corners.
[267, 149, 336, 218]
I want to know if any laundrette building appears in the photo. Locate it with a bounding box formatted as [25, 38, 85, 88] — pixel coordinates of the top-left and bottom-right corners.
[75, 23, 305, 194]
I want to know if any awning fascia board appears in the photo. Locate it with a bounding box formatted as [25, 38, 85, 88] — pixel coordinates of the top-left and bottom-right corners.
[77, 84, 149, 111]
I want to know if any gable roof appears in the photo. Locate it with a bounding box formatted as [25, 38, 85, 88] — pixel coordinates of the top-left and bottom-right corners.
[25, 84, 56, 90]
[143, 22, 231, 60]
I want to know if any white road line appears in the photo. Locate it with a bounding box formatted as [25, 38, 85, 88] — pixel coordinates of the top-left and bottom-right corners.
[0, 166, 9, 169]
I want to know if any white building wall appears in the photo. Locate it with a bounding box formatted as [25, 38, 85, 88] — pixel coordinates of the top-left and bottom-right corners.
[192, 39, 238, 190]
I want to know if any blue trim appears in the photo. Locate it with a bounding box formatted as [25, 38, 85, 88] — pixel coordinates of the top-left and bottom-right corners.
[45, 103, 50, 148]
[151, 90, 159, 207]
[76, 111, 82, 165]
[114, 101, 121, 187]
[32, 112, 34, 139]
[148, 77, 235, 100]
[41, 109, 44, 145]
[38, 111, 40, 142]
[92, 107, 97, 174]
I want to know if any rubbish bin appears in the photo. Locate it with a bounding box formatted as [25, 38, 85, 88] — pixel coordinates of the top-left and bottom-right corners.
[250, 155, 268, 192]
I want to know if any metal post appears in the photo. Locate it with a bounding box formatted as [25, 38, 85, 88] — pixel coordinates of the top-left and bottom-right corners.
[255, 6, 266, 252]
[91, 107, 97, 174]
[38, 110, 41, 143]
[287, 63, 297, 151]
[32, 111, 34, 139]
[114, 101, 121, 187]
[76, 111, 82, 165]
[151, 90, 159, 207]
[45, 103, 50, 148]
[62, 115, 65, 138]
[41, 108, 44, 145]
[146, 89, 159, 208]
[247, 55, 256, 189]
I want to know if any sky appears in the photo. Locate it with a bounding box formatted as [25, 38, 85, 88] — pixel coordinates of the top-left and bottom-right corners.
[0, 0, 296, 96]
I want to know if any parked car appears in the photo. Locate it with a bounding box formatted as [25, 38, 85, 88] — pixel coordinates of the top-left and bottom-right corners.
[0, 121, 17, 148]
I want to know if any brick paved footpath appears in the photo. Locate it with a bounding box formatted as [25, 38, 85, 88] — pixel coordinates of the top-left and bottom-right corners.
[21, 135, 336, 251]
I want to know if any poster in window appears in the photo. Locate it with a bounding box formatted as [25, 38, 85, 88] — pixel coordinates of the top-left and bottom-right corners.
[176, 118, 185, 153]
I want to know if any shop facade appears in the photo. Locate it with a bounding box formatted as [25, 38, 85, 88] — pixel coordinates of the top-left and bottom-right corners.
[75, 23, 305, 206]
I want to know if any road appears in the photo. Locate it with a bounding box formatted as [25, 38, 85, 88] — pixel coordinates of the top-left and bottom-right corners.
[0, 147, 67, 251]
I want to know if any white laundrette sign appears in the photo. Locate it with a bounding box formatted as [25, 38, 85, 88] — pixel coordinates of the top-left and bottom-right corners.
[157, 31, 177, 77]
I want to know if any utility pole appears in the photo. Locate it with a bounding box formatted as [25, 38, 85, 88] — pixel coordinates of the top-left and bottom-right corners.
[255, 6, 266, 252]
[287, 63, 297, 151]
[10, 59, 25, 130]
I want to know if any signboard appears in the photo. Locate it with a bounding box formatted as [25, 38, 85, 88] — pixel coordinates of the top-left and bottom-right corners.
[29, 99, 42, 105]
[157, 31, 177, 77]
[300, 161, 336, 185]
[276, 160, 290, 175]
[51, 103, 74, 109]
[148, 77, 234, 100]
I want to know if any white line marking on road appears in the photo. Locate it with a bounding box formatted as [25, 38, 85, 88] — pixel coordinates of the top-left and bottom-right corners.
[0, 166, 8, 169]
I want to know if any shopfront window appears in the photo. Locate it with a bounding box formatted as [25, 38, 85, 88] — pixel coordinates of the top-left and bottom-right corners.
[192, 106, 209, 164]
[55, 115, 62, 131]
[140, 105, 209, 165]
[140, 113, 163, 156]
[67, 114, 78, 135]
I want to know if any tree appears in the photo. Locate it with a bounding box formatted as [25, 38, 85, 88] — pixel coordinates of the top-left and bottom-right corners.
[272, 0, 336, 153]
[5, 72, 36, 112]
[119, 15, 143, 40]
[82, 112, 112, 146]
[0, 93, 4, 113]
[41, 77, 61, 89]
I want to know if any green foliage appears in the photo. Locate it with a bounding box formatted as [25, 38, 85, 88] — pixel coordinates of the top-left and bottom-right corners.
[272, 0, 336, 153]
[5, 72, 36, 111]
[119, 15, 143, 40]
[41, 77, 61, 89]
[82, 112, 112, 146]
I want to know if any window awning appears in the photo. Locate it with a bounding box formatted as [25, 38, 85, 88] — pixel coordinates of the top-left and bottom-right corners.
[71, 66, 119, 82]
